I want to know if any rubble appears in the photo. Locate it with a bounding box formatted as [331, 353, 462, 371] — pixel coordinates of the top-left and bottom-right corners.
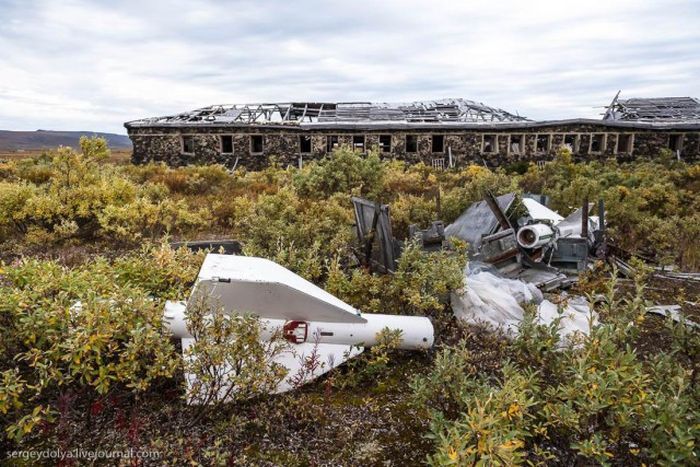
[445, 192, 602, 290]
[351, 196, 445, 272]
[351, 192, 600, 291]
[351, 192, 697, 339]
[351, 196, 400, 273]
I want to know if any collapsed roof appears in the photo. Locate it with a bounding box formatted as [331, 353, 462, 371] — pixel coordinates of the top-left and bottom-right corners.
[604, 92, 700, 122]
[125, 99, 529, 127]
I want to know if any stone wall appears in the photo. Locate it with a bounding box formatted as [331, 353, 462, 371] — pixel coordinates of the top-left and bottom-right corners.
[127, 123, 700, 169]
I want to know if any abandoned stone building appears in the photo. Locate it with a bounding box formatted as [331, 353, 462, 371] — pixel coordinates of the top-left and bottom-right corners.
[124, 94, 700, 170]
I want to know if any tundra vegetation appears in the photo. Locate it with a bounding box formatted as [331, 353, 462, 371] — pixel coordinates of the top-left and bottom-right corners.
[0, 137, 698, 465]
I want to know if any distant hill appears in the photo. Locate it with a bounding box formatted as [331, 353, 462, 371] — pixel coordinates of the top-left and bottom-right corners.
[0, 130, 132, 151]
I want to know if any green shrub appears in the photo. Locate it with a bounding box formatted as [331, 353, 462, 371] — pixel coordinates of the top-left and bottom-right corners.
[0, 249, 187, 441]
[293, 147, 385, 199]
[182, 296, 288, 408]
[412, 271, 700, 465]
[0, 139, 212, 246]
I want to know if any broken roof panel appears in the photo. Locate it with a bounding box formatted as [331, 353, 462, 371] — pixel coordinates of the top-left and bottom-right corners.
[126, 99, 529, 127]
[444, 193, 517, 249]
[604, 93, 700, 122]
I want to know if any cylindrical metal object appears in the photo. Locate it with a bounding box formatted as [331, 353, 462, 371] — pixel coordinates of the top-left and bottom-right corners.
[164, 301, 434, 350]
[581, 198, 589, 239]
[517, 223, 555, 249]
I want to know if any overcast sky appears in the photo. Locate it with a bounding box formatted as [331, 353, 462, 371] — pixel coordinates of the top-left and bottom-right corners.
[0, 0, 698, 134]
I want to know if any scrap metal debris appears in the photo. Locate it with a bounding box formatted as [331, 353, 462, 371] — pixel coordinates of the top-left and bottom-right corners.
[351, 196, 445, 272]
[444, 193, 517, 247]
[351, 193, 697, 337]
[351, 192, 601, 290]
[646, 305, 700, 328]
[351, 197, 401, 273]
[445, 192, 605, 289]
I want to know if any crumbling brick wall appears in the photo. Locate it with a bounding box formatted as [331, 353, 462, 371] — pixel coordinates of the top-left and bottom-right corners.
[127, 124, 699, 170]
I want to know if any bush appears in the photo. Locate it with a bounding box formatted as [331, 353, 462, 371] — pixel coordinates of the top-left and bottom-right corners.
[182, 296, 288, 408]
[412, 272, 700, 465]
[293, 147, 385, 199]
[0, 139, 698, 464]
[325, 241, 466, 316]
[0, 248, 189, 441]
[0, 138, 212, 246]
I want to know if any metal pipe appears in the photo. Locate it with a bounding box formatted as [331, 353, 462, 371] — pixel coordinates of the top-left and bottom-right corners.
[581, 197, 589, 239]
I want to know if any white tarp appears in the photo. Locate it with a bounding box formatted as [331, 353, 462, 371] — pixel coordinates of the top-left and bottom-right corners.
[451, 262, 597, 342]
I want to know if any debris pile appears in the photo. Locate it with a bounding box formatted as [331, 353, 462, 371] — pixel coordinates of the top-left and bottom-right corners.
[445, 192, 605, 290]
[351, 196, 445, 273]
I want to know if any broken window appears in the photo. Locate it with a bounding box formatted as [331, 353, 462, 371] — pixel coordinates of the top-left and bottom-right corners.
[405, 135, 418, 153]
[379, 135, 392, 153]
[509, 135, 524, 154]
[432, 135, 445, 153]
[326, 135, 339, 152]
[483, 135, 497, 153]
[182, 135, 195, 154]
[590, 134, 605, 153]
[564, 134, 578, 152]
[299, 135, 312, 154]
[353, 135, 365, 152]
[668, 134, 683, 152]
[617, 134, 633, 153]
[220, 135, 233, 154]
[250, 135, 264, 154]
[536, 135, 550, 153]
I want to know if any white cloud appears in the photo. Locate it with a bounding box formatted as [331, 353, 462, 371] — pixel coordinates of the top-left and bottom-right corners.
[0, 0, 698, 133]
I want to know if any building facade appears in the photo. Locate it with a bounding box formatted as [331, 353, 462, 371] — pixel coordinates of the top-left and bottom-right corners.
[125, 97, 700, 170]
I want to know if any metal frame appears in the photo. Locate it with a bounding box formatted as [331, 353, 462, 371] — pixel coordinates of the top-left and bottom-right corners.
[128, 99, 530, 127]
[604, 92, 700, 121]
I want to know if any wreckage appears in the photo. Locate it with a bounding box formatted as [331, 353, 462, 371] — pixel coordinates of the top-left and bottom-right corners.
[352, 191, 700, 339]
[352, 192, 605, 339]
[164, 254, 433, 402]
[445, 192, 605, 289]
[159, 193, 694, 403]
[353, 191, 604, 290]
